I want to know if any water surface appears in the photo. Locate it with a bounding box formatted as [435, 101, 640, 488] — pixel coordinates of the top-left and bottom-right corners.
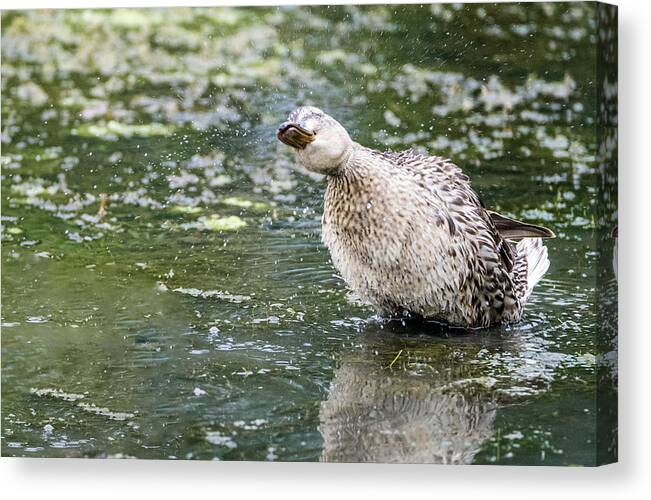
[1, 3, 617, 464]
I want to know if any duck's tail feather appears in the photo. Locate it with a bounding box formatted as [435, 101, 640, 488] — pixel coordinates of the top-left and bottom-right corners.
[516, 238, 550, 302]
[488, 211, 556, 239]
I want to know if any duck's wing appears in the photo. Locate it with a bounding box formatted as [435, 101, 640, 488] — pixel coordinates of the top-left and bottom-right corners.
[380, 149, 553, 309]
[380, 150, 555, 239]
[378, 149, 515, 267]
[383, 150, 551, 267]
[487, 211, 556, 240]
[377, 149, 480, 205]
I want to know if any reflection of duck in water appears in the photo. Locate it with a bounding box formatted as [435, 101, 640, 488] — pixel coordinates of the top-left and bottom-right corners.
[319, 327, 496, 464]
[277, 107, 555, 328]
[320, 364, 496, 464]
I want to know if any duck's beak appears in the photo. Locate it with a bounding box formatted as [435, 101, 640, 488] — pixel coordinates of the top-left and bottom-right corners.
[276, 121, 316, 149]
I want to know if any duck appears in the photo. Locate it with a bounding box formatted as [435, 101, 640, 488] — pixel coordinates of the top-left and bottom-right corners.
[276, 106, 555, 328]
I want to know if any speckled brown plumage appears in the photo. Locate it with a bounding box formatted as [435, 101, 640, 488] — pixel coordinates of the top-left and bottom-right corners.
[277, 107, 553, 328]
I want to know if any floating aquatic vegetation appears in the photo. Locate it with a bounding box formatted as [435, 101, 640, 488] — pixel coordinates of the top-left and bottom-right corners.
[198, 215, 247, 232]
[169, 205, 202, 215]
[383, 110, 402, 128]
[173, 287, 251, 303]
[3, 226, 24, 236]
[208, 175, 234, 187]
[205, 431, 237, 449]
[232, 419, 268, 430]
[73, 121, 176, 140]
[167, 171, 200, 190]
[76, 402, 134, 421]
[30, 388, 85, 401]
[13, 82, 49, 106]
[10, 179, 49, 197]
[66, 230, 105, 243]
[31, 388, 133, 421]
[221, 196, 274, 211]
[251, 316, 281, 325]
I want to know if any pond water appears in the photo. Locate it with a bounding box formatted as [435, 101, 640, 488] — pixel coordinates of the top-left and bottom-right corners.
[1, 3, 617, 465]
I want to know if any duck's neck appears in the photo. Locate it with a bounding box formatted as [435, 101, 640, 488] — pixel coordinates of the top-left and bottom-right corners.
[326, 147, 374, 194]
[324, 146, 395, 231]
[328, 144, 377, 179]
[318, 142, 358, 178]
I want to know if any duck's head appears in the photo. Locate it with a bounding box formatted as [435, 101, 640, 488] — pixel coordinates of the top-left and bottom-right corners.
[277, 106, 353, 175]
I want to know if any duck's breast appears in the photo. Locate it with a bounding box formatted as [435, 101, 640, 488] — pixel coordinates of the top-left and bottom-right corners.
[321, 167, 469, 316]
